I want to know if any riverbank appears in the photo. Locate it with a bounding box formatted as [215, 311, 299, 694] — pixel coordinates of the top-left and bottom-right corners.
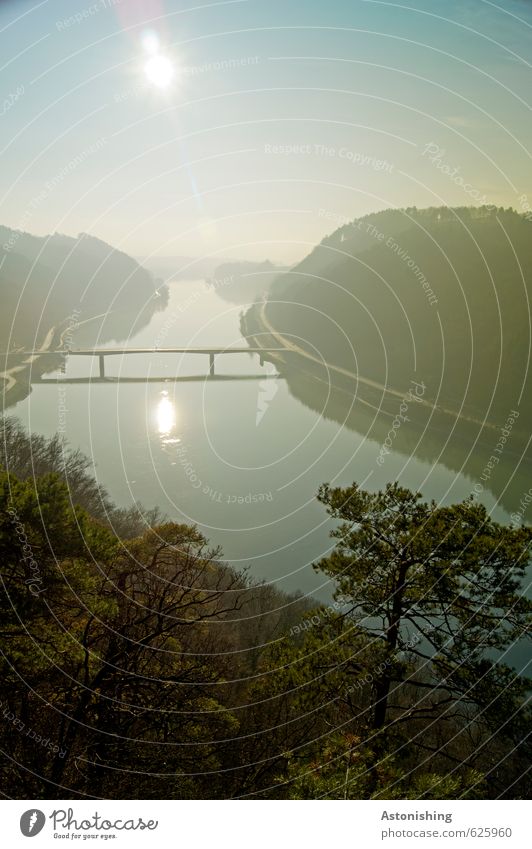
[242, 299, 522, 436]
[241, 299, 532, 519]
[1, 323, 66, 410]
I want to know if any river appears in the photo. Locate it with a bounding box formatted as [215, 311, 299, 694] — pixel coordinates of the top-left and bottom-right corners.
[11, 278, 522, 608]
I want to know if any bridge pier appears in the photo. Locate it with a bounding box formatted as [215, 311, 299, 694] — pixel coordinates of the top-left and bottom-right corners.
[209, 353, 215, 376]
[99, 354, 105, 379]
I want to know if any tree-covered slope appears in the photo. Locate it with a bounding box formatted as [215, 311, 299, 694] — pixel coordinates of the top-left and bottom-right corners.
[257, 206, 532, 431]
[1, 431, 529, 799]
[0, 226, 167, 350]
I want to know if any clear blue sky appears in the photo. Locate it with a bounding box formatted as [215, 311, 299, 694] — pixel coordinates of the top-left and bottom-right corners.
[1, 0, 532, 263]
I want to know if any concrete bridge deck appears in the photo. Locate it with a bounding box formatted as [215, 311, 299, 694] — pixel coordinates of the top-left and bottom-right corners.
[11, 346, 286, 380]
[15, 347, 285, 356]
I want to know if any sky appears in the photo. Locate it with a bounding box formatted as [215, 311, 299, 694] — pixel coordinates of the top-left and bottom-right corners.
[1, 0, 532, 265]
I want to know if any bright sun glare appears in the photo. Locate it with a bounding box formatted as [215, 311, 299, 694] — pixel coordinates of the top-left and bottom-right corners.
[145, 54, 175, 89]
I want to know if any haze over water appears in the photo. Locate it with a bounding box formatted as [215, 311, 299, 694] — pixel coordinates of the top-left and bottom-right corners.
[12, 278, 510, 601]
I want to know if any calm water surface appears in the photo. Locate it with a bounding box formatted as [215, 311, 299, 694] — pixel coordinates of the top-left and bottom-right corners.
[13, 280, 511, 603]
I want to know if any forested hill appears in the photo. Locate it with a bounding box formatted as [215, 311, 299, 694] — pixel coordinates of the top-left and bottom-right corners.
[257, 206, 532, 433]
[0, 226, 167, 350]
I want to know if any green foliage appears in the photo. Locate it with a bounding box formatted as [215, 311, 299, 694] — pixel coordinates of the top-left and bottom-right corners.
[0, 228, 168, 409]
[284, 481, 531, 799]
[0, 459, 529, 799]
[285, 733, 487, 799]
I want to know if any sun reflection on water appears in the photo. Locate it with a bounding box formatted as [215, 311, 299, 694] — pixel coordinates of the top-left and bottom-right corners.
[156, 391, 179, 444]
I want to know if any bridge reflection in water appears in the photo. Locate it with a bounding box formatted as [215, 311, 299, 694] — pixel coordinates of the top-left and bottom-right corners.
[26, 346, 284, 384]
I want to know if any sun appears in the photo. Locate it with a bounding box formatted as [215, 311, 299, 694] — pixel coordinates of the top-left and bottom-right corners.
[144, 53, 175, 89]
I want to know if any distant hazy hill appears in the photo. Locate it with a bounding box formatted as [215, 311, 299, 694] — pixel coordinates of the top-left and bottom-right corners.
[136, 255, 224, 281]
[251, 206, 532, 431]
[207, 259, 288, 304]
[0, 227, 166, 349]
[138, 257, 288, 293]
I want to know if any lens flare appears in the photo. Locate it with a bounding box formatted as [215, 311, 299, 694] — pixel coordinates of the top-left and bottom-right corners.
[141, 31, 159, 55]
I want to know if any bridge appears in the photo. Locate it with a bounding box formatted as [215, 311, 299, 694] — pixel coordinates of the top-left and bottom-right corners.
[17, 346, 286, 382]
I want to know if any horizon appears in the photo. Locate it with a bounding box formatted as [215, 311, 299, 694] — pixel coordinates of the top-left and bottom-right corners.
[2, 199, 531, 273]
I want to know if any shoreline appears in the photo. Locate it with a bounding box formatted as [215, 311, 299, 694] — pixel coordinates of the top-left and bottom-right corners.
[1, 323, 66, 410]
[241, 299, 526, 441]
